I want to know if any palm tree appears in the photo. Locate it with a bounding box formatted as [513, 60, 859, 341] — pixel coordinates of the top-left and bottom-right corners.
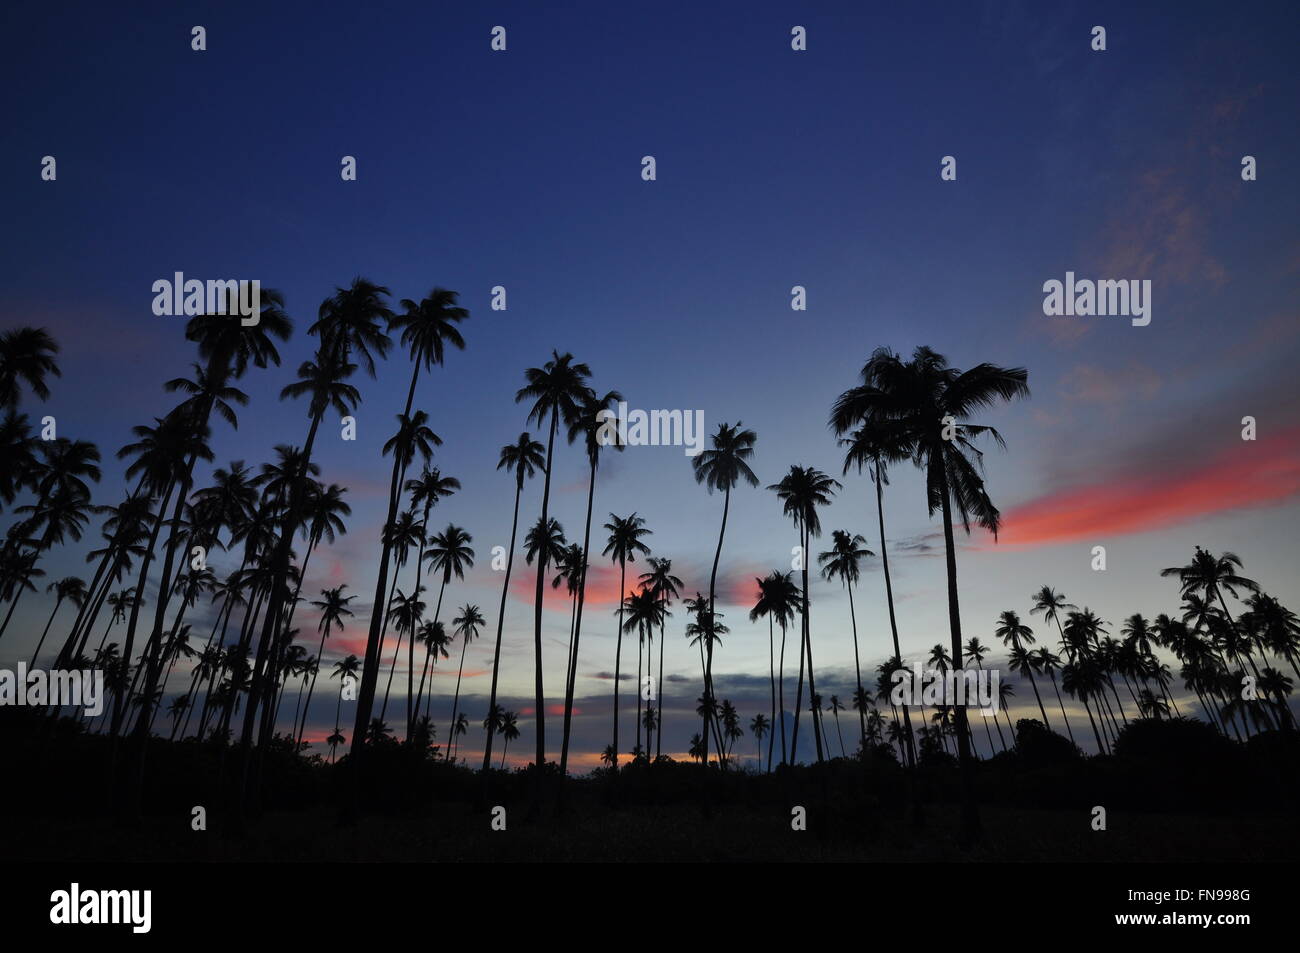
[0, 327, 61, 410]
[691, 421, 758, 783]
[828, 695, 847, 757]
[559, 388, 624, 779]
[818, 530, 873, 750]
[1162, 548, 1260, 676]
[29, 575, 87, 666]
[833, 410, 920, 768]
[262, 338, 362, 766]
[0, 437, 102, 644]
[750, 714, 770, 770]
[414, 620, 452, 722]
[376, 412, 441, 736]
[964, 637, 1005, 755]
[998, 611, 1050, 728]
[403, 465, 458, 725]
[498, 710, 521, 768]
[111, 414, 210, 738]
[448, 712, 470, 762]
[329, 654, 361, 763]
[379, 582, 425, 724]
[603, 513, 652, 767]
[639, 557, 682, 762]
[416, 525, 474, 732]
[446, 605, 485, 761]
[768, 464, 839, 764]
[622, 586, 665, 760]
[515, 351, 592, 776]
[750, 570, 798, 768]
[836, 346, 1029, 843]
[1034, 647, 1074, 744]
[481, 434, 545, 772]
[295, 585, 354, 746]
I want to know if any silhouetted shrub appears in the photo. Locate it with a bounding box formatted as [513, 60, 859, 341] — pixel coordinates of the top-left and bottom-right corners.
[1013, 718, 1078, 767]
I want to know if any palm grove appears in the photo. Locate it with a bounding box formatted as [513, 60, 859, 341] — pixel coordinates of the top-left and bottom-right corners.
[2, 300, 1298, 834]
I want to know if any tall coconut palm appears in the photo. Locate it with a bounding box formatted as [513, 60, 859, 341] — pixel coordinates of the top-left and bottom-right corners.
[691, 422, 758, 784]
[750, 714, 770, 770]
[639, 557, 682, 762]
[403, 466, 458, 727]
[30, 576, 87, 666]
[482, 434, 545, 772]
[750, 570, 798, 769]
[329, 654, 361, 763]
[297, 585, 354, 745]
[833, 412, 921, 769]
[1034, 647, 1074, 743]
[1162, 547, 1260, 675]
[818, 529, 874, 750]
[558, 388, 623, 779]
[768, 464, 839, 764]
[498, 710, 520, 768]
[996, 611, 1050, 728]
[0, 437, 102, 643]
[602, 513, 652, 766]
[515, 351, 591, 777]
[445, 604, 485, 761]
[833, 345, 1029, 843]
[111, 414, 211, 738]
[621, 586, 664, 760]
[415, 620, 452, 721]
[964, 637, 1006, 754]
[259, 331, 363, 772]
[415, 525, 474, 733]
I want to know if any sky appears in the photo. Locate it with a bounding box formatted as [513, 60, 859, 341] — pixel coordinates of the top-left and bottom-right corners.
[2, 0, 1298, 767]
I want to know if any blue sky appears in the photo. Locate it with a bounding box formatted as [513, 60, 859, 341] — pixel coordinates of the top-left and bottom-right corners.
[3, 1, 1298, 765]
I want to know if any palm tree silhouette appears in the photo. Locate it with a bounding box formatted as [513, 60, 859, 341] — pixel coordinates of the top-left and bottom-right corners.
[692, 422, 758, 789]
[498, 710, 521, 768]
[28, 576, 86, 666]
[446, 604, 485, 761]
[417, 524, 474, 733]
[818, 530, 874, 751]
[559, 388, 623, 779]
[639, 557, 682, 762]
[481, 434, 544, 772]
[603, 512, 652, 767]
[622, 586, 664, 760]
[515, 351, 592, 780]
[769, 464, 839, 764]
[750, 713, 770, 770]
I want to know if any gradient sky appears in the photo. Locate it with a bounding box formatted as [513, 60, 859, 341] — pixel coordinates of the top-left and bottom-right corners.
[3, 1, 1298, 767]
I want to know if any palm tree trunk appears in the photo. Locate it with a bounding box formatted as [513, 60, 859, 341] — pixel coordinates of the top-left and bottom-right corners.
[560, 460, 598, 777]
[446, 636, 470, 762]
[481, 482, 523, 773]
[846, 582, 866, 752]
[529, 408, 559, 781]
[29, 596, 64, 667]
[612, 556, 627, 766]
[1049, 671, 1075, 743]
[701, 485, 732, 789]
[767, 617, 776, 772]
[937, 467, 979, 844]
[777, 621, 788, 765]
[873, 463, 916, 768]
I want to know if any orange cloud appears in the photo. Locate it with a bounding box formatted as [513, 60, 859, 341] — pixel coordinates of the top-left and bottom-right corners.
[993, 426, 1300, 547]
